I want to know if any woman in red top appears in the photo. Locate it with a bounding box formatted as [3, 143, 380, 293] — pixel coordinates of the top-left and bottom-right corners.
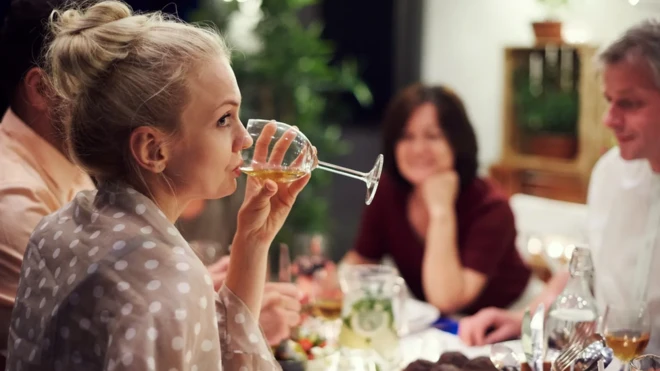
[342, 83, 531, 315]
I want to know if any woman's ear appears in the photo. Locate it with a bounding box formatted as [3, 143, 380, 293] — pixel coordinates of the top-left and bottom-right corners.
[23, 67, 49, 112]
[129, 126, 171, 174]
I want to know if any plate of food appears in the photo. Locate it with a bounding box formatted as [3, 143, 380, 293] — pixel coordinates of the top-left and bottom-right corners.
[273, 323, 337, 371]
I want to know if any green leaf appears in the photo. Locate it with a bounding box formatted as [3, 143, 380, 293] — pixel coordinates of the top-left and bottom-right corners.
[353, 82, 373, 106]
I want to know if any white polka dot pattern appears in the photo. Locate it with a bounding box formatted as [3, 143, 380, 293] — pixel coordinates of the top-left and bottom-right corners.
[5, 185, 277, 371]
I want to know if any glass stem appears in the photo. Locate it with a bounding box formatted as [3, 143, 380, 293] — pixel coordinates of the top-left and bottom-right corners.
[316, 160, 368, 182]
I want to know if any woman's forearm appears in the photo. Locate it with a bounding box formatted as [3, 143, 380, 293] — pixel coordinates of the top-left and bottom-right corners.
[224, 232, 270, 321]
[421, 208, 466, 312]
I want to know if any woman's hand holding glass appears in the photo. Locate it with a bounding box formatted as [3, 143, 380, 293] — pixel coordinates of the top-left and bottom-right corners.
[240, 119, 384, 205]
[236, 121, 311, 248]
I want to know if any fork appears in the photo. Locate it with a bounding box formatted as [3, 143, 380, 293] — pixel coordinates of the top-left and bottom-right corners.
[552, 321, 597, 371]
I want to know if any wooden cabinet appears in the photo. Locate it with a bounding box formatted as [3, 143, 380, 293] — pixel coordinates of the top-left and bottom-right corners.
[490, 44, 611, 204]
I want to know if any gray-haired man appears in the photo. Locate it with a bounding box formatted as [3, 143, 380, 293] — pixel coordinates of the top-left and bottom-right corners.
[459, 19, 660, 355]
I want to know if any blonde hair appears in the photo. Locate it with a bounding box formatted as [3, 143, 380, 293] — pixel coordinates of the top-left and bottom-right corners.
[45, 0, 230, 182]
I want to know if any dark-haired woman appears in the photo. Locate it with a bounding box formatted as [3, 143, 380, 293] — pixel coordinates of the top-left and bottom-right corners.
[342, 83, 532, 315]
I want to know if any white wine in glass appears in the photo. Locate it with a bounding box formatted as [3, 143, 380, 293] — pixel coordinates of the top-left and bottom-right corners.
[603, 302, 651, 369]
[240, 119, 384, 205]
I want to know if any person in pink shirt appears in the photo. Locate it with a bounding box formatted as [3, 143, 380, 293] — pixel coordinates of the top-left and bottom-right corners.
[0, 0, 96, 357]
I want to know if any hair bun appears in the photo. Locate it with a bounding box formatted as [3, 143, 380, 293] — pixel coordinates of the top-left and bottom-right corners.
[51, 1, 132, 36]
[46, 1, 143, 101]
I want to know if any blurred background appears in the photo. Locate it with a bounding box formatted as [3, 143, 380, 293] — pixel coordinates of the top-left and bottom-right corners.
[117, 0, 659, 278]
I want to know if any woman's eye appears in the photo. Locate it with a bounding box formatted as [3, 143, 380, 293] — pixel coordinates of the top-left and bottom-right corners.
[217, 114, 231, 127]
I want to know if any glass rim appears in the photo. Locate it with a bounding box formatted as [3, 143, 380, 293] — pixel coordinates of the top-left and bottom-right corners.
[338, 264, 404, 288]
[339, 264, 399, 274]
[245, 118, 312, 148]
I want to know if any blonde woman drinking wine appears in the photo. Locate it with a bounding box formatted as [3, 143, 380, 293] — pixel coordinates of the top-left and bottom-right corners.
[5, 1, 309, 370]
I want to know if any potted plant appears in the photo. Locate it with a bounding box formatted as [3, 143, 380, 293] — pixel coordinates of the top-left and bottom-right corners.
[513, 62, 579, 159]
[533, 0, 570, 45]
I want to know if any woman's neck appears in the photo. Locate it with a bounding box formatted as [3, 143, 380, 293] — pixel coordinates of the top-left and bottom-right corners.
[127, 177, 190, 224]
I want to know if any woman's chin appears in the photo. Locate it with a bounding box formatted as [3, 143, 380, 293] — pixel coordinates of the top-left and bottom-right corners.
[402, 172, 433, 186]
[207, 180, 237, 200]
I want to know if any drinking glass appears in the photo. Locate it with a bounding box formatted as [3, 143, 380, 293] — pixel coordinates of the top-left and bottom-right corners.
[630, 354, 660, 371]
[307, 266, 344, 348]
[603, 301, 651, 371]
[240, 119, 384, 205]
[309, 267, 343, 320]
[337, 264, 407, 369]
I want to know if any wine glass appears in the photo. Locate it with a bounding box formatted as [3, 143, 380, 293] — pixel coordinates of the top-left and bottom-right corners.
[630, 355, 660, 371]
[291, 242, 342, 346]
[240, 119, 384, 205]
[603, 301, 651, 371]
[309, 267, 343, 321]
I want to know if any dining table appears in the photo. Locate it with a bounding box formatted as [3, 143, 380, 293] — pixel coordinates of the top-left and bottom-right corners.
[398, 317, 623, 371]
[329, 296, 624, 371]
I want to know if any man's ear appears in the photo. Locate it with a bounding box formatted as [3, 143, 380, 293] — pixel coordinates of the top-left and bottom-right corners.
[129, 126, 171, 174]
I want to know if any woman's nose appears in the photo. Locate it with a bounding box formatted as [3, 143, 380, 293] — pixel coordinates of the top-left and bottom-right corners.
[239, 125, 253, 150]
[411, 139, 426, 154]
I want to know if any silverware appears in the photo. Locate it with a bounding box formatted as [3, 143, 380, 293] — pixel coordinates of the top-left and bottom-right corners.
[490, 343, 522, 371]
[571, 334, 613, 371]
[522, 308, 533, 367]
[531, 303, 546, 371]
[551, 322, 598, 371]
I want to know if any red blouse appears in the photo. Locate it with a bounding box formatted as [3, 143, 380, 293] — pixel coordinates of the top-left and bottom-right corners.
[353, 173, 531, 314]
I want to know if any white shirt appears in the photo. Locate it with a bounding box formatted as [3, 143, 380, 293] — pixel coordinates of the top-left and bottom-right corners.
[587, 147, 660, 354]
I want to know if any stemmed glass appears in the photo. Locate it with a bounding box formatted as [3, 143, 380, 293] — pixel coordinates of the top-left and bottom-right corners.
[630, 355, 660, 371]
[240, 119, 384, 205]
[603, 301, 651, 371]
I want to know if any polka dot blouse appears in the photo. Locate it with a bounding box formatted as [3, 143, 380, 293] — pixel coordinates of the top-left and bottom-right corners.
[5, 182, 280, 370]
